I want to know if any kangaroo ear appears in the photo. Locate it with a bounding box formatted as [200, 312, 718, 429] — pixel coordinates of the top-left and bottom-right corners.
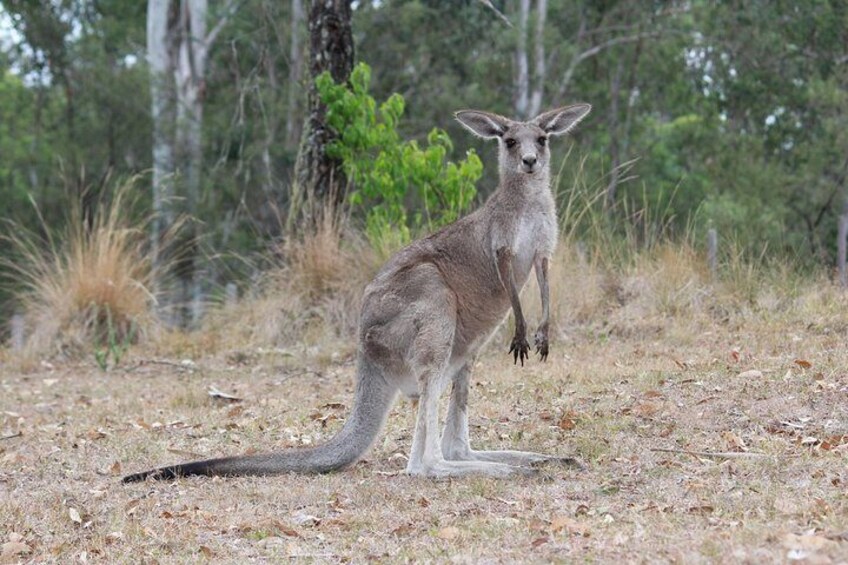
[454, 110, 511, 139]
[532, 104, 592, 136]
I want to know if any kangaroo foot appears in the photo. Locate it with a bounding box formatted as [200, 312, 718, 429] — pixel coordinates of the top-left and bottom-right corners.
[407, 459, 538, 479]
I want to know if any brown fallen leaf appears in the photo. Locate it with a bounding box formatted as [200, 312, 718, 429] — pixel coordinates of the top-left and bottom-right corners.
[271, 520, 302, 539]
[633, 401, 661, 418]
[558, 414, 577, 430]
[86, 428, 107, 440]
[794, 359, 812, 369]
[531, 537, 550, 548]
[436, 526, 460, 540]
[392, 523, 414, 536]
[125, 499, 141, 517]
[820, 435, 848, 451]
[321, 402, 346, 410]
[199, 545, 214, 558]
[721, 431, 748, 451]
[134, 419, 151, 430]
[551, 515, 589, 536]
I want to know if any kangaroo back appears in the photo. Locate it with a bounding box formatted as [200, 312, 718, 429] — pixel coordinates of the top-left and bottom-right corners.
[122, 358, 396, 482]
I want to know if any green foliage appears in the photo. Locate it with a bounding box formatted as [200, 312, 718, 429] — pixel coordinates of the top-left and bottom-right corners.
[93, 305, 135, 371]
[316, 63, 482, 253]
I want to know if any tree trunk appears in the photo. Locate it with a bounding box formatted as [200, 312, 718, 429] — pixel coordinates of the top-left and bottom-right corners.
[285, 0, 306, 151]
[147, 0, 177, 311]
[294, 0, 354, 220]
[513, 0, 530, 119]
[289, 0, 353, 227]
[173, 0, 209, 221]
[147, 0, 235, 325]
[527, 0, 547, 118]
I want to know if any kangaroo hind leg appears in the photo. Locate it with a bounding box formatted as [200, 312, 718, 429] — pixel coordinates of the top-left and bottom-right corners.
[441, 363, 582, 469]
[402, 289, 534, 478]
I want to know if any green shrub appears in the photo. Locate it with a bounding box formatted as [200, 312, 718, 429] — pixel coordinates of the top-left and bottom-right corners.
[316, 63, 483, 254]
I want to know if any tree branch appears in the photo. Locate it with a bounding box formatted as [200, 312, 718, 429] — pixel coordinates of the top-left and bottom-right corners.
[206, 0, 241, 50]
[477, 0, 512, 28]
[556, 31, 662, 100]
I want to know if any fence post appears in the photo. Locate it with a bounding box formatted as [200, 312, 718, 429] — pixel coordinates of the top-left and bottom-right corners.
[707, 227, 718, 279]
[838, 214, 847, 288]
[10, 314, 25, 352]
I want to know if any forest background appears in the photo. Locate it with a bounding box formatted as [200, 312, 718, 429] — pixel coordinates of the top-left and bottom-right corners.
[0, 0, 847, 338]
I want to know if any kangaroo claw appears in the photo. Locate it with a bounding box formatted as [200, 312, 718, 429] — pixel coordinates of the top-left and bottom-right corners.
[533, 329, 549, 362]
[509, 334, 530, 366]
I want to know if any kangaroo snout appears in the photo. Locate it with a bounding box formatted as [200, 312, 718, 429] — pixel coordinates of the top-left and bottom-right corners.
[521, 154, 538, 172]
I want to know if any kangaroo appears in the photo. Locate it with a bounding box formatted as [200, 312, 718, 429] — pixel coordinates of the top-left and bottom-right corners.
[123, 104, 592, 482]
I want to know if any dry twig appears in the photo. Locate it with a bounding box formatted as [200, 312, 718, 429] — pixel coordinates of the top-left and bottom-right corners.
[650, 448, 787, 460]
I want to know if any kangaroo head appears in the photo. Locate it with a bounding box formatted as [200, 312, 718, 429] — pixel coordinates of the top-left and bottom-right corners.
[455, 104, 592, 178]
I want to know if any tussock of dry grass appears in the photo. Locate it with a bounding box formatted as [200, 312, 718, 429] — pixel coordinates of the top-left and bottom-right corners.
[2, 189, 156, 358]
[196, 213, 376, 358]
[545, 240, 847, 345]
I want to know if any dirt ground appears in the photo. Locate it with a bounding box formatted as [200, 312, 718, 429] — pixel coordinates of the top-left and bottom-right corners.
[1, 323, 847, 563]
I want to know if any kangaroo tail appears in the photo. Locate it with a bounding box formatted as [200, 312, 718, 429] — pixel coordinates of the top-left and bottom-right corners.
[122, 357, 396, 482]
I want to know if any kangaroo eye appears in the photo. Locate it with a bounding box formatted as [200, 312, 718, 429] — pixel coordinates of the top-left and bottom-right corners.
[505, 138, 517, 149]
[537, 137, 547, 146]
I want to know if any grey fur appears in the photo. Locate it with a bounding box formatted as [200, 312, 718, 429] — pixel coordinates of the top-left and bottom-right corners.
[123, 104, 591, 482]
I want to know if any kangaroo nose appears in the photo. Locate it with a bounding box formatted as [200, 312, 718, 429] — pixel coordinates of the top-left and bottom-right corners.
[522, 155, 537, 167]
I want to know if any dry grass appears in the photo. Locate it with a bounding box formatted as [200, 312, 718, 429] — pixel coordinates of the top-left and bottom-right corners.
[2, 233, 848, 563]
[1, 310, 847, 563]
[2, 188, 156, 360]
[194, 212, 376, 360]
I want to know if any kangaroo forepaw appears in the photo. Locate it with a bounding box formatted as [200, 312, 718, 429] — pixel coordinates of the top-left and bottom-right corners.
[533, 330, 549, 362]
[509, 334, 530, 366]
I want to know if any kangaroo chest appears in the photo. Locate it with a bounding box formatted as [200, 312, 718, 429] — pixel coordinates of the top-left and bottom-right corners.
[511, 200, 557, 284]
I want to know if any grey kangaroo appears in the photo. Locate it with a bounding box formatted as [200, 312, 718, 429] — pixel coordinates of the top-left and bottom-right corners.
[123, 104, 591, 482]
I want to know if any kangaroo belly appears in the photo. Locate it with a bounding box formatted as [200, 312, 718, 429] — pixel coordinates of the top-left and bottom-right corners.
[513, 208, 557, 279]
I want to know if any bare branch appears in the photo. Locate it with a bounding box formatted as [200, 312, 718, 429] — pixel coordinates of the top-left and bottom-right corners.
[477, 0, 512, 28]
[528, 0, 548, 117]
[650, 448, 790, 460]
[206, 0, 241, 50]
[556, 31, 661, 100]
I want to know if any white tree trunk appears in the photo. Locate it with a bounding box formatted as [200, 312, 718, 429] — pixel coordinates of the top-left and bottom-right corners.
[527, 0, 547, 117]
[147, 0, 176, 314]
[285, 0, 305, 150]
[147, 0, 235, 326]
[513, 0, 530, 118]
[174, 0, 208, 216]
